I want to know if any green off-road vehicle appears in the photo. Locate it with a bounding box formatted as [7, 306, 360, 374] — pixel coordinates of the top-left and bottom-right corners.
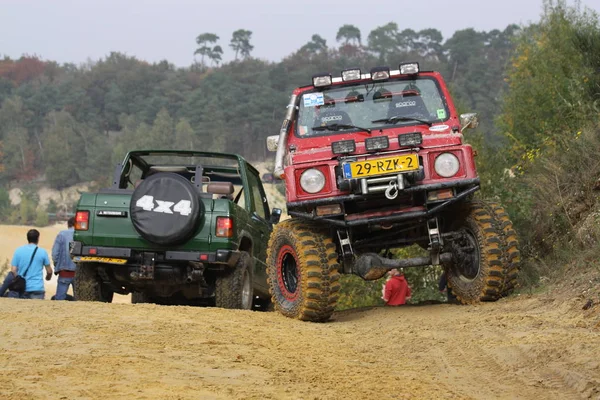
[70, 150, 281, 309]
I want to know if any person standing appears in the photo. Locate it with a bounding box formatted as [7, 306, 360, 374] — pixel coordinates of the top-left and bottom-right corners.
[10, 229, 52, 299]
[52, 217, 77, 300]
[382, 268, 411, 306]
[438, 270, 458, 303]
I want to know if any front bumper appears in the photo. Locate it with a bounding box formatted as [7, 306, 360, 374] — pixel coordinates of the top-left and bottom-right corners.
[70, 242, 240, 267]
[287, 178, 479, 227]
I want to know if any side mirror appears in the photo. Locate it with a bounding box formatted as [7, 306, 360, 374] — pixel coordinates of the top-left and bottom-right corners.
[460, 113, 479, 131]
[270, 208, 282, 224]
[266, 135, 279, 152]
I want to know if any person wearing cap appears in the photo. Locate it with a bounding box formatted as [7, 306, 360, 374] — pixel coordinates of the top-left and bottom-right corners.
[382, 268, 411, 306]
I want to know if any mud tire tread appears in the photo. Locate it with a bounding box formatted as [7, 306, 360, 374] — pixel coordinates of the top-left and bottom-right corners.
[267, 219, 340, 322]
[448, 202, 504, 304]
[131, 292, 151, 304]
[474, 201, 521, 297]
[215, 251, 254, 310]
[74, 262, 113, 302]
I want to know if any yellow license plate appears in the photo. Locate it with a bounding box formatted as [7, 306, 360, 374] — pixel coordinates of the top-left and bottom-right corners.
[348, 154, 419, 178]
[73, 256, 128, 264]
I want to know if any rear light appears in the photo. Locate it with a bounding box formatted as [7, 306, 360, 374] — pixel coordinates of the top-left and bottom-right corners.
[75, 211, 89, 231]
[365, 136, 389, 152]
[216, 217, 233, 238]
[88, 248, 97, 255]
[332, 140, 356, 155]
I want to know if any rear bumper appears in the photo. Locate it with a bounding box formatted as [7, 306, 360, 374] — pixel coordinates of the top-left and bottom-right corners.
[70, 242, 240, 267]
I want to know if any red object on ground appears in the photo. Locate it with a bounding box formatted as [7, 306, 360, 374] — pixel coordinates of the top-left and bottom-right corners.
[384, 275, 411, 306]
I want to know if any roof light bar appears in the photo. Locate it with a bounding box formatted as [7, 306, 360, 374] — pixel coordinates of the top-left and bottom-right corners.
[312, 73, 332, 87]
[370, 66, 390, 81]
[341, 68, 361, 82]
[399, 62, 420, 75]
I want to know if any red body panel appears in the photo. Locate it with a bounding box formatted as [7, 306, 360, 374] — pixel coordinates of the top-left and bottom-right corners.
[283, 71, 477, 204]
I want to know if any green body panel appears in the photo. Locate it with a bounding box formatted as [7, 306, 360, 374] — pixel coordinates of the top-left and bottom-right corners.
[75, 194, 241, 252]
[74, 150, 273, 273]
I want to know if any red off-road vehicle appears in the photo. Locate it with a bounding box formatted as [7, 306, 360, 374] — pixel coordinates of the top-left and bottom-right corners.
[266, 63, 520, 322]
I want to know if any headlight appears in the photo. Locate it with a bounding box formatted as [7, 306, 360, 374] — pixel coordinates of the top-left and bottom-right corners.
[399, 62, 420, 75]
[365, 136, 389, 151]
[370, 66, 390, 81]
[300, 169, 326, 194]
[332, 140, 356, 155]
[399, 132, 422, 147]
[342, 68, 361, 82]
[434, 153, 460, 178]
[312, 74, 332, 87]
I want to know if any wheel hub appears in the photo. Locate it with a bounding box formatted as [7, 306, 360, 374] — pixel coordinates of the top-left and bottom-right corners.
[277, 245, 299, 300]
[241, 268, 252, 309]
[451, 228, 480, 282]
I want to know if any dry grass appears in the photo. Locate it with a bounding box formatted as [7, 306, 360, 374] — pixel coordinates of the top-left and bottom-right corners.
[0, 258, 9, 277]
[525, 126, 600, 252]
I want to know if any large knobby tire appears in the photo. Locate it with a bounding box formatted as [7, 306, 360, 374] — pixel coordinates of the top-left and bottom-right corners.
[266, 219, 341, 322]
[130, 172, 204, 246]
[131, 292, 152, 304]
[488, 202, 521, 296]
[74, 262, 114, 302]
[215, 251, 254, 310]
[447, 202, 504, 304]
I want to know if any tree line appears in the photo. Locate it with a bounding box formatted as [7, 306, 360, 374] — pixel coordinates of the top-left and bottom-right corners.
[0, 21, 518, 190]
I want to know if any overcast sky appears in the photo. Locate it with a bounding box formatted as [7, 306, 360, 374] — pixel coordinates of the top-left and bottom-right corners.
[1, 0, 599, 66]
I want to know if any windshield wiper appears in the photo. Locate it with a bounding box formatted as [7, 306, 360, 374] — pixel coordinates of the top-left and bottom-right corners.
[311, 123, 371, 134]
[371, 115, 432, 127]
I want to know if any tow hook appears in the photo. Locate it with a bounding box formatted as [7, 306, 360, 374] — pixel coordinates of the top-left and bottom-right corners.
[385, 181, 398, 200]
[384, 175, 405, 200]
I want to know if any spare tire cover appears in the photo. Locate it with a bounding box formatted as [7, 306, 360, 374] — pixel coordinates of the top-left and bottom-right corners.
[130, 172, 204, 245]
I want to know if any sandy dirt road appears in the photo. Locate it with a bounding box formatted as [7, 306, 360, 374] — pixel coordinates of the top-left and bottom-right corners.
[1, 293, 599, 400]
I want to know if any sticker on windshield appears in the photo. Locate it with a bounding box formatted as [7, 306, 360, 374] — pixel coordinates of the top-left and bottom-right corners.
[298, 125, 308, 135]
[303, 93, 324, 107]
[437, 109, 447, 119]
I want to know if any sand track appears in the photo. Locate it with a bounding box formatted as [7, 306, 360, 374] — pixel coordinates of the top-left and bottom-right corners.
[1, 294, 599, 400]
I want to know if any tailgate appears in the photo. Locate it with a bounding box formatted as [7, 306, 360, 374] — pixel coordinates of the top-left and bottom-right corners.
[74, 192, 214, 250]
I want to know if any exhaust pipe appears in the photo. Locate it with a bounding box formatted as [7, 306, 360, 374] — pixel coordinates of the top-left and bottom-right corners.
[354, 252, 453, 280]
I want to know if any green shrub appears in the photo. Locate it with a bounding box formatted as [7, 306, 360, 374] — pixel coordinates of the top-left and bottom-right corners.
[34, 208, 49, 227]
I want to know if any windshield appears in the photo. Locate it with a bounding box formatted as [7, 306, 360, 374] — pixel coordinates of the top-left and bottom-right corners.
[295, 77, 448, 137]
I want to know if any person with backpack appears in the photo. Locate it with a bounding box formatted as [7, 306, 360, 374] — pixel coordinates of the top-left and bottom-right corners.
[7, 229, 52, 299]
